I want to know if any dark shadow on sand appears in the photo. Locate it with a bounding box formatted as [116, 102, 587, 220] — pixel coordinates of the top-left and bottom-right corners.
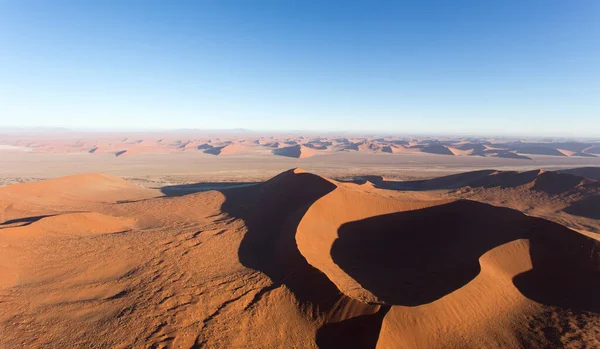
[562, 196, 600, 220]
[216, 170, 387, 348]
[160, 182, 259, 197]
[0, 214, 58, 227]
[331, 200, 599, 311]
[368, 169, 595, 195]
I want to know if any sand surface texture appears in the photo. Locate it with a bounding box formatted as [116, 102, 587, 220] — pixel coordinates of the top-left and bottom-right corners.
[1, 167, 599, 348]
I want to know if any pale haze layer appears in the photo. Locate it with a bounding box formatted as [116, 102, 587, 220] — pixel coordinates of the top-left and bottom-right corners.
[0, 1, 599, 136]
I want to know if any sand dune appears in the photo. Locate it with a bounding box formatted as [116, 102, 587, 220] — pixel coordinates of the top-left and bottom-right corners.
[0, 169, 598, 348]
[492, 150, 532, 160]
[586, 145, 600, 154]
[203, 143, 248, 155]
[558, 167, 600, 181]
[373, 167, 600, 236]
[416, 144, 455, 155]
[517, 146, 567, 156]
[272, 144, 319, 158]
[380, 168, 597, 193]
[0, 173, 157, 223]
[0, 173, 155, 203]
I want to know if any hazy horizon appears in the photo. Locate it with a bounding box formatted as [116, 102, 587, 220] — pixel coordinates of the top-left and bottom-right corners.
[2, 126, 600, 140]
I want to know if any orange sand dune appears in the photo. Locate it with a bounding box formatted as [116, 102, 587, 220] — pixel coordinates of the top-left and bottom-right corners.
[447, 146, 474, 156]
[371, 168, 600, 235]
[0, 173, 156, 204]
[0, 173, 158, 223]
[203, 143, 249, 155]
[0, 169, 598, 348]
[272, 144, 319, 158]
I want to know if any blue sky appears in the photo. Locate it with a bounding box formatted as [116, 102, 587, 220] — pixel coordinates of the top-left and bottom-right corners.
[1, 1, 598, 136]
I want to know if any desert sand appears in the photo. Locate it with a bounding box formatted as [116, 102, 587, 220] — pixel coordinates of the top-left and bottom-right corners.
[1, 164, 599, 348]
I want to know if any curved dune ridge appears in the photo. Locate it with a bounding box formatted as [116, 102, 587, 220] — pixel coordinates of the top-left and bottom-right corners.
[0, 169, 599, 348]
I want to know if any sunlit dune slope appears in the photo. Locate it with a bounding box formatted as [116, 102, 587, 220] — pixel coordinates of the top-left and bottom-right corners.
[0, 173, 159, 223]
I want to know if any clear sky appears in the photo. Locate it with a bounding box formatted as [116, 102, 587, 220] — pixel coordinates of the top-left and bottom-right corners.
[1, 1, 598, 136]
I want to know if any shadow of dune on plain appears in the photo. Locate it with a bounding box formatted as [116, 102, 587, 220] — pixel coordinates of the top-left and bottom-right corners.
[159, 182, 259, 197]
[331, 200, 600, 310]
[216, 169, 388, 348]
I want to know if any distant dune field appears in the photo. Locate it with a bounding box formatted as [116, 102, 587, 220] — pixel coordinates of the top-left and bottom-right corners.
[1, 132, 600, 187]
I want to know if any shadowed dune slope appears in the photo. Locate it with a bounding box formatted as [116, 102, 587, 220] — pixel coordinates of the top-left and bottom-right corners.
[516, 146, 567, 156]
[221, 171, 381, 311]
[558, 167, 600, 181]
[294, 178, 599, 348]
[329, 200, 598, 306]
[418, 144, 455, 155]
[296, 183, 451, 303]
[272, 144, 319, 158]
[564, 196, 600, 220]
[203, 143, 247, 155]
[372, 169, 600, 231]
[380, 169, 598, 194]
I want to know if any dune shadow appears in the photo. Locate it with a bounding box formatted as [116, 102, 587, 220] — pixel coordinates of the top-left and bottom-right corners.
[373, 170, 497, 190]
[159, 182, 259, 197]
[512, 225, 600, 313]
[217, 170, 387, 348]
[0, 214, 57, 227]
[562, 196, 600, 220]
[372, 169, 592, 195]
[221, 171, 342, 309]
[331, 200, 599, 310]
[272, 144, 303, 158]
[316, 306, 390, 349]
